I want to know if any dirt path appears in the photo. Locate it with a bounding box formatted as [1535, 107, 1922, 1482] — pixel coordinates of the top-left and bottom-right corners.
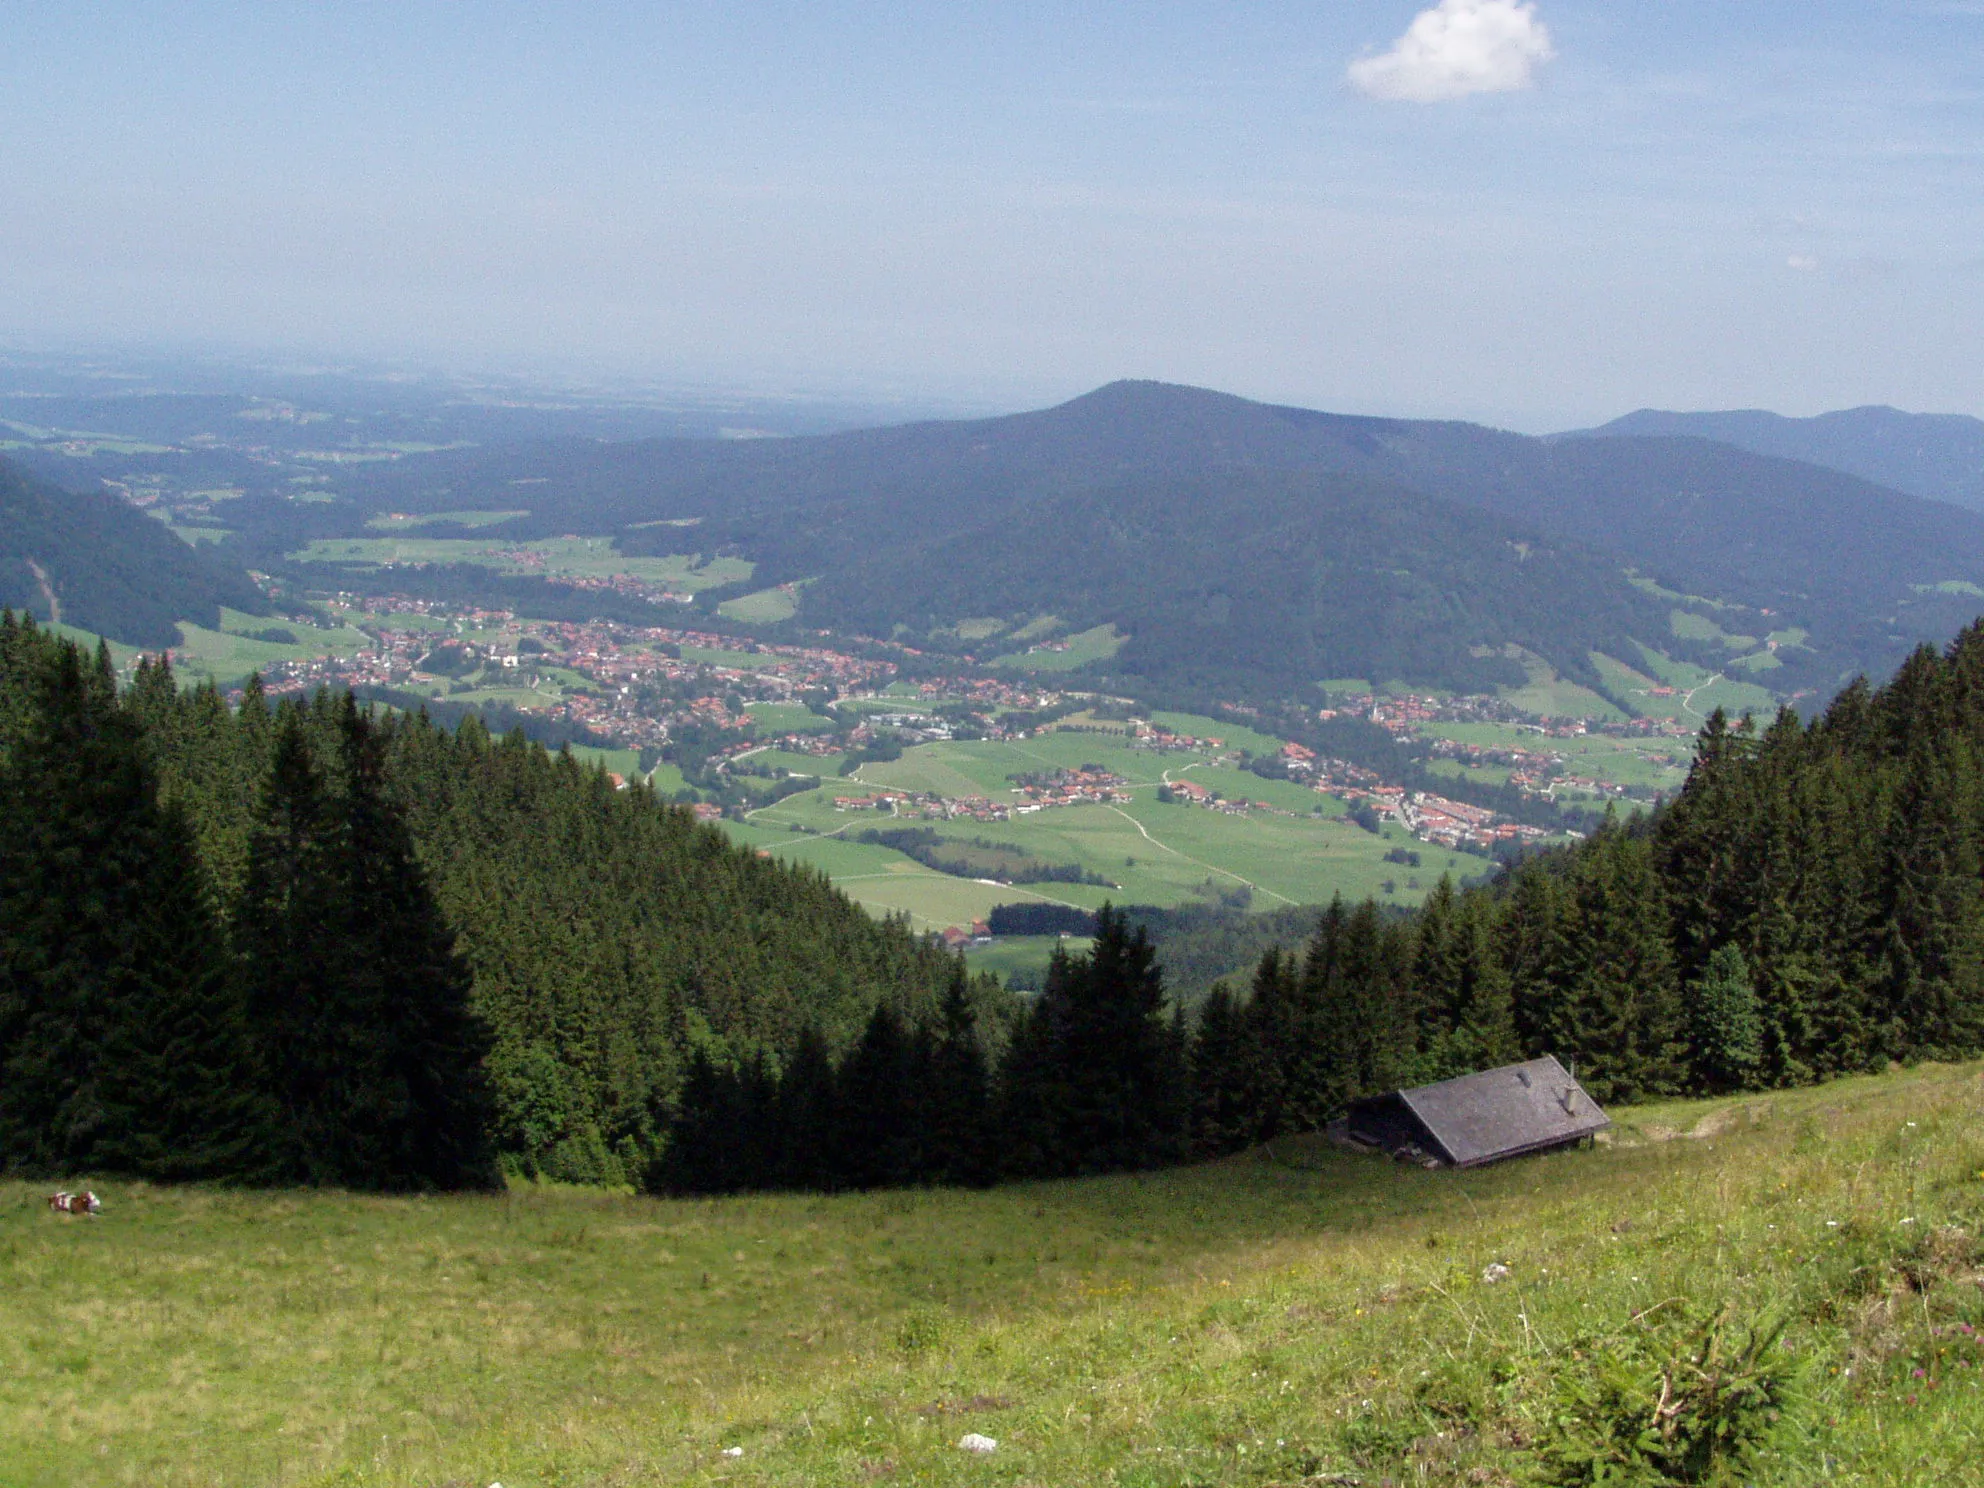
[25, 559, 59, 625]
[1680, 672, 1724, 720]
[1101, 803, 1298, 907]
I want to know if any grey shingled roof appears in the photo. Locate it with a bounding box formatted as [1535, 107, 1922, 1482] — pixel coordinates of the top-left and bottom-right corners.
[1381, 1056, 1609, 1168]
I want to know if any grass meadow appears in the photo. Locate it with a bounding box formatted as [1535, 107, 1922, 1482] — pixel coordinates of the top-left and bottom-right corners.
[7, 1064, 1982, 1486]
[289, 537, 752, 592]
[718, 587, 802, 624]
[987, 624, 1125, 672]
[1495, 650, 1625, 723]
[733, 726, 1493, 924]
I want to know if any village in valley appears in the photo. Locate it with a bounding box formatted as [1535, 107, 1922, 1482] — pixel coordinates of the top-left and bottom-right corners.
[112, 566, 1710, 954]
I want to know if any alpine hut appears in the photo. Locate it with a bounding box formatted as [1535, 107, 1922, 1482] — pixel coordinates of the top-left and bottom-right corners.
[1342, 1056, 1608, 1168]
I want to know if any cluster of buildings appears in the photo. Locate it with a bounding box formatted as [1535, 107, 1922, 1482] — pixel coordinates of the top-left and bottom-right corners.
[937, 920, 993, 949]
[1162, 778, 1264, 815]
[1008, 766, 1132, 808]
[829, 790, 1012, 823]
[1397, 792, 1549, 853]
[866, 711, 956, 742]
[828, 766, 1133, 824]
[1126, 723, 1226, 752]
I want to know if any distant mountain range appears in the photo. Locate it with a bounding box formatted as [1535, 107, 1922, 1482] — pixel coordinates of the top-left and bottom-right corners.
[1568, 405, 1984, 513]
[322, 380, 1984, 699]
[21, 375, 1984, 708]
[0, 455, 267, 647]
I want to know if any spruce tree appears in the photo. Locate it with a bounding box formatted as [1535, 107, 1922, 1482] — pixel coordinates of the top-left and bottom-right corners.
[328, 698, 495, 1188]
[652, 1046, 744, 1193]
[924, 966, 991, 1185]
[1239, 946, 1297, 1138]
[1686, 944, 1763, 1093]
[1189, 983, 1253, 1158]
[0, 627, 254, 1179]
[236, 701, 494, 1190]
[235, 706, 350, 1183]
[832, 1001, 920, 1188]
[775, 1024, 838, 1189]
[1444, 888, 1519, 1074]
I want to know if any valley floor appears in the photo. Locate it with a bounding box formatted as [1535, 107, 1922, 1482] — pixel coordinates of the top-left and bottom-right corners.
[6, 1065, 1983, 1486]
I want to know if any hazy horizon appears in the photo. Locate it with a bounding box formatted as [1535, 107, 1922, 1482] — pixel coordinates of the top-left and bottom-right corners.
[7, 2, 1984, 432]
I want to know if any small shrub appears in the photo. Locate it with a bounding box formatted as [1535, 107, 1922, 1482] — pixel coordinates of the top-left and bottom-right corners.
[1541, 1305, 1805, 1486]
[893, 1305, 955, 1354]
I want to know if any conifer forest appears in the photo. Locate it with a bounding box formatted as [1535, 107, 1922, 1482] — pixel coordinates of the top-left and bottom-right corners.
[8, 607, 1984, 1195]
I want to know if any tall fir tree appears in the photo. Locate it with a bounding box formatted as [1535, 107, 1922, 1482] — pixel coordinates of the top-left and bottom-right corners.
[236, 700, 494, 1190]
[1685, 944, 1763, 1093]
[923, 964, 992, 1186]
[1189, 983, 1254, 1158]
[0, 623, 254, 1179]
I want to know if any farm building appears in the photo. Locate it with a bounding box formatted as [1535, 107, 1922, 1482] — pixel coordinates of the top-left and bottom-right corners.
[1340, 1055, 1608, 1168]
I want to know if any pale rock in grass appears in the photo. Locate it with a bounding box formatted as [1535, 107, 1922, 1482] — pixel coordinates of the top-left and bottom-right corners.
[1480, 1262, 1511, 1284]
[721, 1446, 744, 1458]
[959, 1433, 998, 1454]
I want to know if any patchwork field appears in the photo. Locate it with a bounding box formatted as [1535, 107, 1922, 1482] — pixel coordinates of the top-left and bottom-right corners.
[1495, 649, 1625, 722]
[290, 535, 752, 591]
[365, 509, 532, 530]
[1590, 647, 1782, 723]
[163, 609, 377, 686]
[731, 726, 1493, 928]
[1419, 720, 1693, 796]
[7, 1063, 1980, 1487]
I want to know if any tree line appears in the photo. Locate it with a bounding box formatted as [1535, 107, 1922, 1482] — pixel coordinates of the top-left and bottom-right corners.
[655, 905, 1184, 1191]
[0, 616, 491, 1187]
[663, 622, 1984, 1189]
[13, 605, 1984, 1195]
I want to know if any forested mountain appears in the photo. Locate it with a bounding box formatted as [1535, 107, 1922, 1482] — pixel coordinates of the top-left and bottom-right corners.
[322, 381, 1984, 695]
[0, 456, 267, 646]
[1575, 405, 1984, 513]
[800, 469, 1678, 697]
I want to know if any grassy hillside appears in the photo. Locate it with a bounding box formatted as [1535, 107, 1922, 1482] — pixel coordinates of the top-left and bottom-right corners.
[9, 1062, 1980, 1486]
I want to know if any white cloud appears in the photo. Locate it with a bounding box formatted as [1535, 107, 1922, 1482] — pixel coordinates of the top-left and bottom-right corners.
[1348, 0, 1555, 103]
[1787, 254, 1820, 272]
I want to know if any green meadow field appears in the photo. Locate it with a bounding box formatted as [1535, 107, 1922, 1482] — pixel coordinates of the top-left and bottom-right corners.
[6, 1064, 1980, 1487]
[731, 727, 1491, 927]
[1418, 721, 1692, 796]
[718, 586, 802, 623]
[290, 536, 752, 591]
[988, 623, 1125, 672]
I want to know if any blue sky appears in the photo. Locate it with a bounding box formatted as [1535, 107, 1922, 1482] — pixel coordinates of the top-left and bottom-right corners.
[3, 2, 1982, 427]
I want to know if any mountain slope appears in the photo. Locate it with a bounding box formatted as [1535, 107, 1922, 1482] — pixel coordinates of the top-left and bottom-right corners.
[1572, 405, 1984, 512]
[320, 381, 1984, 694]
[801, 469, 1679, 698]
[0, 456, 267, 646]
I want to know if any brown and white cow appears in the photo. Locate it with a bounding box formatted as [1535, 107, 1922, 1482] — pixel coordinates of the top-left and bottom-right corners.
[47, 1191, 100, 1216]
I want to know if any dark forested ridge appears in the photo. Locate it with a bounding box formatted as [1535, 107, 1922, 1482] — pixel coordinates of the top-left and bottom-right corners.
[0, 456, 267, 646]
[1575, 405, 1984, 513]
[0, 613, 976, 1189]
[795, 469, 1678, 697]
